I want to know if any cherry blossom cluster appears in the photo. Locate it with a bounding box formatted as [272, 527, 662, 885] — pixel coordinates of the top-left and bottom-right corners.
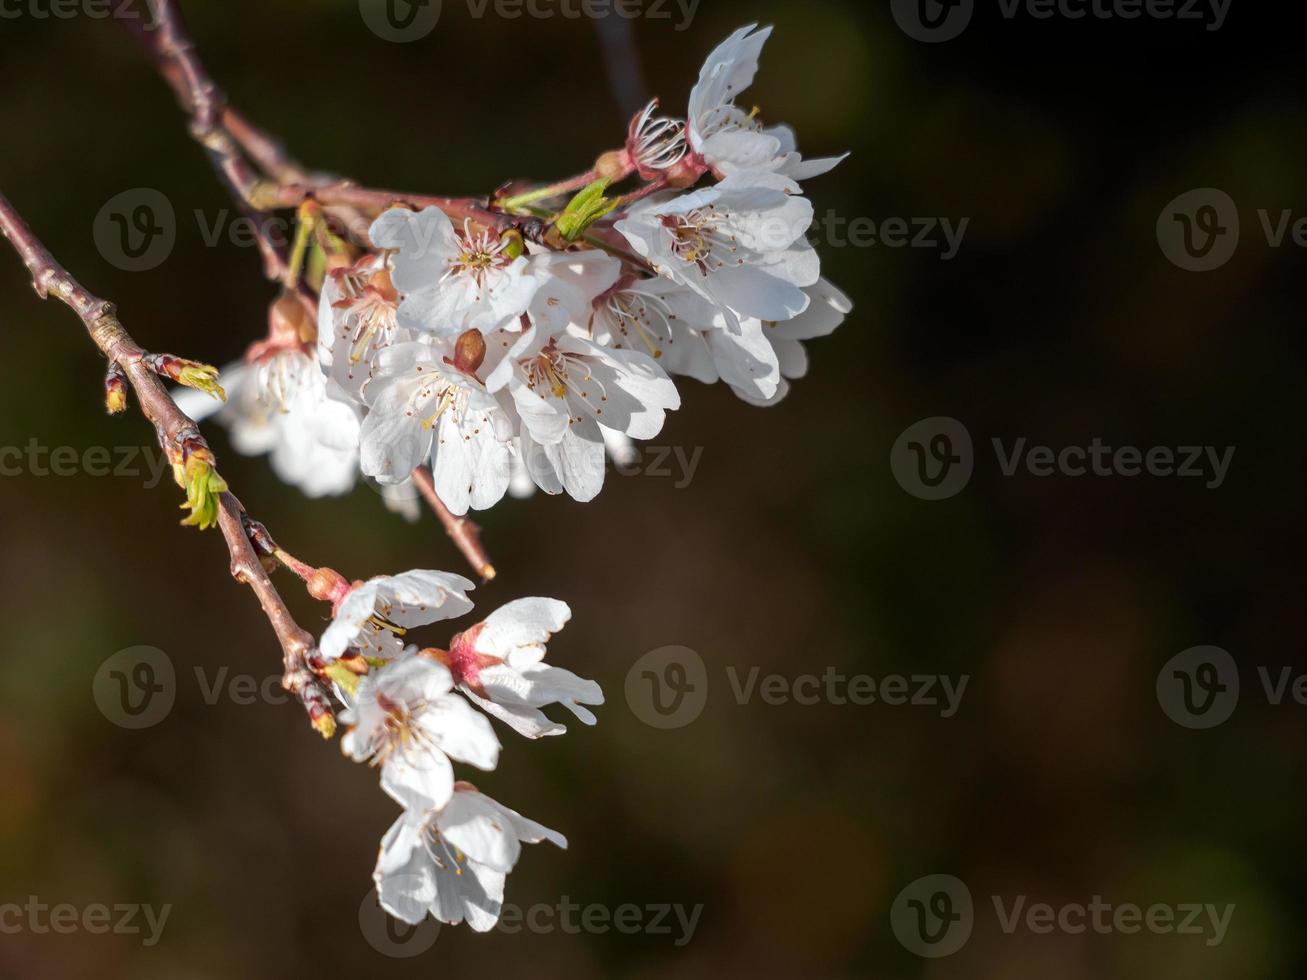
[166, 22, 851, 933]
[308, 566, 601, 930]
[183, 25, 850, 517]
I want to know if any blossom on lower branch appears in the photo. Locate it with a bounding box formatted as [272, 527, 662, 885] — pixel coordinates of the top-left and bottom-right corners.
[322, 573, 600, 930]
[318, 569, 476, 661]
[342, 655, 500, 811]
[439, 598, 604, 739]
[376, 783, 566, 931]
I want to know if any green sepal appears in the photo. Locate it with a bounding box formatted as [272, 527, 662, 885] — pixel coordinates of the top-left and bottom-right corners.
[555, 179, 618, 241]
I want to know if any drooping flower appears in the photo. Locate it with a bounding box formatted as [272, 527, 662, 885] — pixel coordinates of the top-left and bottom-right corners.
[375, 784, 566, 932]
[341, 656, 501, 811]
[435, 598, 603, 739]
[320, 569, 475, 662]
[615, 170, 819, 329]
[370, 207, 539, 337]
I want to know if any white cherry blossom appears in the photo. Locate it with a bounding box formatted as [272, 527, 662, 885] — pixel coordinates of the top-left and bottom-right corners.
[614, 170, 820, 328]
[592, 275, 782, 402]
[687, 24, 846, 181]
[318, 254, 409, 401]
[175, 358, 361, 498]
[739, 278, 853, 406]
[438, 598, 603, 739]
[370, 207, 539, 337]
[375, 784, 565, 932]
[320, 569, 475, 662]
[341, 656, 500, 811]
[495, 327, 680, 504]
[358, 339, 515, 515]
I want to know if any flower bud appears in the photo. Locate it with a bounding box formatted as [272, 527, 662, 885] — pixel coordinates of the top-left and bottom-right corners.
[453, 329, 487, 375]
[149, 354, 227, 403]
[307, 567, 351, 604]
[309, 706, 337, 740]
[664, 155, 708, 189]
[104, 365, 128, 415]
[369, 267, 398, 303]
[595, 150, 632, 183]
[270, 291, 316, 346]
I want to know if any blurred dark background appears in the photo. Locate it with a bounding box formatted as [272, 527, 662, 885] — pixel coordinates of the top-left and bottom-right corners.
[2, 1, 1305, 977]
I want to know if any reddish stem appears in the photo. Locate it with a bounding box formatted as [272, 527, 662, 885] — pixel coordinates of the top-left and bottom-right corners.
[410, 468, 497, 583]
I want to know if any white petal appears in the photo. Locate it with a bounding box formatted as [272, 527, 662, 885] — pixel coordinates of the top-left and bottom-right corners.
[439, 790, 522, 873]
[382, 749, 454, 812]
[476, 598, 571, 658]
[422, 694, 502, 771]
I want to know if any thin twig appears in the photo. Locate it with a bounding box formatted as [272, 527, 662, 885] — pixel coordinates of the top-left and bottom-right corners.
[0, 189, 334, 736]
[411, 468, 497, 583]
[126, 0, 543, 579]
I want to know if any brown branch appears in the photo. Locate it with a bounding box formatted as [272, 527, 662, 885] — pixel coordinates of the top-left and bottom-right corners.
[124, 1, 514, 240]
[121, 2, 289, 281]
[126, 0, 506, 580]
[411, 468, 497, 584]
[0, 189, 334, 737]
